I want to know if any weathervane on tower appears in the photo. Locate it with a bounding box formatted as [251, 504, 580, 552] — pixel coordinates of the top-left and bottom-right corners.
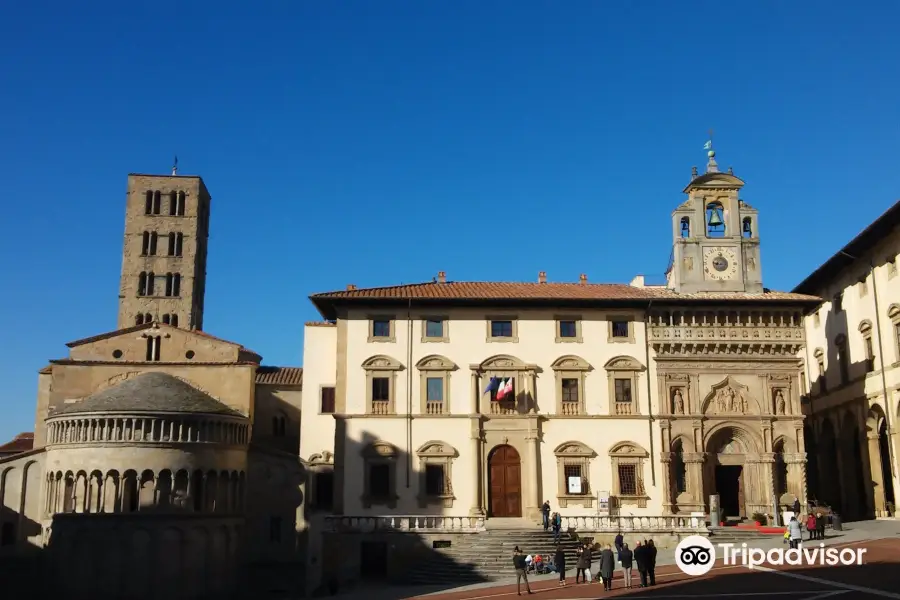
[703, 129, 718, 173]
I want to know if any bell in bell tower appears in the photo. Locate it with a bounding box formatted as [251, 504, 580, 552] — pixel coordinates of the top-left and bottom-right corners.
[666, 142, 763, 294]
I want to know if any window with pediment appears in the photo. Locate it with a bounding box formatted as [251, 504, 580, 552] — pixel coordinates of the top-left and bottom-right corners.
[416, 441, 457, 508]
[416, 355, 457, 415]
[604, 356, 645, 416]
[889, 304, 900, 363]
[361, 441, 399, 508]
[551, 355, 591, 416]
[554, 441, 596, 507]
[362, 355, 404, 415]
[307, 451, 334, 512]
[859, 320, 876, 373]
[835, 334, 849, 384]
[474, 354, 536, 415]
[609, 441, 649, 507]
[814, 347, 827, 393]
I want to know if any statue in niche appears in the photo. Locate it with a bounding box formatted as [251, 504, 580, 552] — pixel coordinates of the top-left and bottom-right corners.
[673, 389, 685, 414]
[775, 390, 786, 415]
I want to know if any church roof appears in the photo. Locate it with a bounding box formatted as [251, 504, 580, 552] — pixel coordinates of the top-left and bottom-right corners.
[309, 281, 821, 320]
[255, 366, 303, 386]
[51, 372, 244, 417]
[0, 432, 34, 455]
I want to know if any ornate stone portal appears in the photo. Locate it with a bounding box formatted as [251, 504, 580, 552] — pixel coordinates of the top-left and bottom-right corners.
[652, 308, 808, 518]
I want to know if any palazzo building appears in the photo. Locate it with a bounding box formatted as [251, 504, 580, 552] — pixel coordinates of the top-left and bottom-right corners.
[299, 150, 821, 585]
[794, 198, 900, 521]
[0, 173, 305, 600]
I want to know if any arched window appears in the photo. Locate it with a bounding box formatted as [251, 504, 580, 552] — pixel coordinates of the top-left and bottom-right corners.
[146, 272, 155, 296]
[162, 314, 170, 325]
[165, 273, 180, 296]
[144, 191, 154, 215]
[144, 313, 152, 324]
[170, 314, 179, 327]
[138, 272, 148, 296]
[169, 191, 178, 215]
[167, 232, 183, 256]
[742, 217, 753, 238]
[152, 191, 161, 215]
[705, 201, 725, 237]
[835, 334, 850, 384]
[177, 191, 186, 216]
[680, 216, 690, 238]
[141, 231, 150, 255]
[136, 314, 145, 326]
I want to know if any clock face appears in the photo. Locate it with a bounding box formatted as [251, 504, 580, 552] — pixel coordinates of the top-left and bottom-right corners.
[704, 247, 738, 281]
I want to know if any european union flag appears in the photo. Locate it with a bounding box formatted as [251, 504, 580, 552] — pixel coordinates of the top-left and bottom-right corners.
[482, 377, 500, 395]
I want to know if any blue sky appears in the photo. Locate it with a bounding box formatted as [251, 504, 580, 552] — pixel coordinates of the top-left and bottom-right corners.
[1, 1, 899, 441]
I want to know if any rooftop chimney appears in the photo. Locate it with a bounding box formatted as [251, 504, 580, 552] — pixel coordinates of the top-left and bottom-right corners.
[437, 271, 446, 283]
[579, 273, 587, 285]
[346, 284, 357, 291]
[538, 271, 547, 283]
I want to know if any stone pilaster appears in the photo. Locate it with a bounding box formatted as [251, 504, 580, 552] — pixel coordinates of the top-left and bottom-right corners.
[867, 433, 887, 516]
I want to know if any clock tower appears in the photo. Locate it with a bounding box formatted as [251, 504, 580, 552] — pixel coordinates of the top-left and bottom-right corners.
[666, 148, 763, 294]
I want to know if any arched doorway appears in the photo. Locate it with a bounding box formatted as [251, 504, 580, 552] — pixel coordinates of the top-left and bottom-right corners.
[773, 439, 788, 502]
[705, 426, 755, 520]
[488, 445, 522, 517]
[841, 412, 867, 520]
[878, 419, 896, 511]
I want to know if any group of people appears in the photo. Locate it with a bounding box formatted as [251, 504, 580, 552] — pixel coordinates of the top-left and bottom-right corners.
[513, 532, 658, 595]
[785, 511, 827, 548]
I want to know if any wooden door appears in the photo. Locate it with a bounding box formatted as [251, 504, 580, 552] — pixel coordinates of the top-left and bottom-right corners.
[489, 445, 522, 517]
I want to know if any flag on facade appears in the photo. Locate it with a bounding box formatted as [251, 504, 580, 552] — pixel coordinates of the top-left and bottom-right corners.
[483, 377, 500, 395]
[703, 140, 712, 150]
[502, 377, 513, 397]
[496, 378, 507, 400]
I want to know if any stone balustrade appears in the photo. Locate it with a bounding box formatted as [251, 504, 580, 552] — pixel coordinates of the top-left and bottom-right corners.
[560, 514, 707, 532]
[45, 414, 249, 447]
[323, 515, 487, 533]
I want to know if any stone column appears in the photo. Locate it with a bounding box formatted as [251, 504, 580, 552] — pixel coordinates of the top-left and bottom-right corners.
[867, 433, 887, 516]
[684, 453, 706, 513]
[527, 433, 541, 520]
[660, 453, 673, 514]
[470, 371, 480, 414]
[469, 429, 484, 517]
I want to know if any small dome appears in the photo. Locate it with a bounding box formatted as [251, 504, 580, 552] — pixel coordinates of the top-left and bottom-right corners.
[53, 372, 244, 417]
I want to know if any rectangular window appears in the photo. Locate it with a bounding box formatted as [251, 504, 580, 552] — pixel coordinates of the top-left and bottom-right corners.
[146, 336, 161, 361]
[425, 464, 445, 496]
[558, 320, 577, 338]
[426, 377, 443, 402]
[269, 516, 281, 542]
[618, 463, 638, 496]
[561, 378, 579, 403]
[320, 387, 336, 413]
[818, 360, 827, 393]
[372, 377, 390, 402]
[314, 471, 334, 510]
[425, 319, 444, 338]
[372, 319, 391, 338]
[865, 337, 875, 373]
[614, 378, 632, 403]
[838, 345, 850, 384]
[491, 320, 513, 338]
[563, 464, 583, 494]
[611, 320, 629, 338]
[369, 464, 391, 499]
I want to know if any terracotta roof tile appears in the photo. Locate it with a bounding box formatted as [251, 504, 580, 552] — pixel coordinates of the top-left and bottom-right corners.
[39, 365, 52, 374]
[255, 366, 303, 386]
[305, 321, 336, 327]
[310, 281, 821, 302]
[0, 432, 35, 455]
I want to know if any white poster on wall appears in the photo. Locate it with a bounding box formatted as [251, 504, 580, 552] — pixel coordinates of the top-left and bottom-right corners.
[598, 490, 610, 512]
[567, 476, 582, 494]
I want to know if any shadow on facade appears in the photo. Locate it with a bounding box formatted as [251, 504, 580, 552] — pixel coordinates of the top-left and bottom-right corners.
[309, 421, 490, 596]
[0, 505, 43, 597]
[804, 299, 895, 522]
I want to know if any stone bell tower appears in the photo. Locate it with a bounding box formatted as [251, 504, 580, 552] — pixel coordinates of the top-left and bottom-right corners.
[666, 146, 763, 294]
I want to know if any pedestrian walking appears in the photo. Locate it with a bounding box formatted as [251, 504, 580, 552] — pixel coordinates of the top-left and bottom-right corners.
[551, 512, 562, 543]
[599, 543, 615, 590]
[554, 543, 567, 586]
[788, 516, 802, 549]
[619, 543, 634, 589]
[646, 539, 657, 586]
[513, 547, 534, 595]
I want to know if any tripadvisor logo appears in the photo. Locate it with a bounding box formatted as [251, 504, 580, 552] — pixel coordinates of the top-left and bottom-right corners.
[675, 535, 867, 576]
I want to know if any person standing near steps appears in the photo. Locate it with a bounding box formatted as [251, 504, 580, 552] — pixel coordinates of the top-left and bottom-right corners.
[513, 547, 534, 596]
[554, 543, 567, 586]
[619, 542, 634, 589]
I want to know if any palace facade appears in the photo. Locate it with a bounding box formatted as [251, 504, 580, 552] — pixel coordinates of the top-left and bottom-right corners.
[794, 199, 900, 521]
[298, 150, 822, 586]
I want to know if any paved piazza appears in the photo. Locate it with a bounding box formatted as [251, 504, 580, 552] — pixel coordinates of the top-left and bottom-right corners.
[404, 537, 900, 600]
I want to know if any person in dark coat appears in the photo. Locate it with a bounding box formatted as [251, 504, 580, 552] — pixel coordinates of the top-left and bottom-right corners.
[554, 543, 567, 586]
[614, 532, 624, 558]
[513, 547, 534, 595]
[619, 542, 634, 589]
[646, 539, 657, 585]
[816, 511, 826, 540]
[541, 501, 551, 530]
[598, 543, 616, 590]
[634, 541, 648, 587]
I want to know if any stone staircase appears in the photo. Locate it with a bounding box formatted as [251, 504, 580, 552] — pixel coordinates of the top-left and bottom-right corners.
[403, 528, 583, 585]
[708, 525, 786, 544]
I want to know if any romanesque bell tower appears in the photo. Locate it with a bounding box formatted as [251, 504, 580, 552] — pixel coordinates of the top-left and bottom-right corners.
[667, 148, 763, 294]
[116, 169, 211, 330]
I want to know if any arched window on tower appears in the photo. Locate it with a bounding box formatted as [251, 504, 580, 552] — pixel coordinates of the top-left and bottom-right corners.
[168, 232, 183, 256]
[138, 272, 148, 296]
[152, 191, 161, 215]
[177, 191, 186, 216]
[144, 191, 154, 215]
[169, 191, 178, 216]
[680, 217, 690, 238]
[148, 232, 157, 255]
[742, 217, 753, 238]
[705, 202, 725, 237]
[136, 314, 145, 326]
[147, 272, 155, 296]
